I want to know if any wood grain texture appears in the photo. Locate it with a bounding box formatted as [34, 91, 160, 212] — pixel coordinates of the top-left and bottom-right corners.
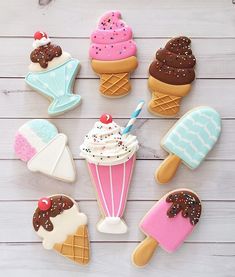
[1, 38, 235, 78]
[0, 79, 234, 119]
[1, 118, 231, 160]
[0, 160, 234, 201]
[0, 0, 234, 37]
[1, 243, 235, 277]
[1, 1, 234, 276]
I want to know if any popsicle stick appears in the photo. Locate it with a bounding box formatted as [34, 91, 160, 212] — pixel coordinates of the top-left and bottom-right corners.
[155, 154, 182, 184]
[132, 236, 158, 267]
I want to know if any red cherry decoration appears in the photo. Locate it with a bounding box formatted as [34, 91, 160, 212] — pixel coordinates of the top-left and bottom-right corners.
[34, 31, 47, 40]
[38, 197, 52, 211]
[100, 114, 113, 124]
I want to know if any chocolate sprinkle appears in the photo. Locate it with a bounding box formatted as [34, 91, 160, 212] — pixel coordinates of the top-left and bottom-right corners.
[166, 190, 201, 225]
[32, 195, 74, 232]
[30, 43, 62, 68]
[149, 36, 196, 85]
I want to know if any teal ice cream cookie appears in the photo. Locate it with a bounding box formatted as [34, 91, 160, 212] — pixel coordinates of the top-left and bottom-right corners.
[25, 31, 81, 116]
[155, 106, 221, 184]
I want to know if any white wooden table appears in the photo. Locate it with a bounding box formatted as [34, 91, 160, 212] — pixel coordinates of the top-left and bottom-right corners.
[1, 1, 235, 276]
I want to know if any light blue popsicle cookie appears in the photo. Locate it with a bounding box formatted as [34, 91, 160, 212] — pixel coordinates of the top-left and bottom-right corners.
[156, 107, 221, 184]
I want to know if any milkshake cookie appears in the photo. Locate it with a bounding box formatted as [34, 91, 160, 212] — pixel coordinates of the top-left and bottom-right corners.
[155, 106, 221, 184]
[89, 11, 138, 98]
[26, 31, 81, 116]
[14, 119, 76, 182]
[132, 189, 202, 267]
[80, 102, 144, 234]
[148, 36, 196, 116]
[33, 195, 90, 265]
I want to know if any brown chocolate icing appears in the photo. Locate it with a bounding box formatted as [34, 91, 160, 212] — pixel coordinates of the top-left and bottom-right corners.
[149, 36, 196, 85]
[33, 195, 74, 232]
[166, 190, 201, 225]
[30, 43, 62, 69]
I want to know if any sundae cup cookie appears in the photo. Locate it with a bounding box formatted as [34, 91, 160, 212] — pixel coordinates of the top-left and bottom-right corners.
[26, 31, 81, 116]
[33, 195, 90, 265]
[148, 36, 196, 116]
[89, 11, 138, 98]
[14, 119, 76, 182]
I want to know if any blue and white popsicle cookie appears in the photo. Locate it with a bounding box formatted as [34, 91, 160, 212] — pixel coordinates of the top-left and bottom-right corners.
[14, 119, 76, 182]
[155, 106, 221, 184]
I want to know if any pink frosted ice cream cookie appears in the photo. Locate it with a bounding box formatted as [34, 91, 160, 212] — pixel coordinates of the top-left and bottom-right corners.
[89, 11, 138, 98]
[132, 189, 202, 267]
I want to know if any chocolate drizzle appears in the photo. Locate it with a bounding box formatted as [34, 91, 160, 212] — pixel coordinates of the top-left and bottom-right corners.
[30, 43, 62, 68]
[149, 36, 196, 85]
[166, 190, 201, 225]
[33, 195, 74, 231]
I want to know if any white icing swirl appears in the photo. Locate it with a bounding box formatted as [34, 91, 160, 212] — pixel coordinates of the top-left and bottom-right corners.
[80, 120, 139, 165]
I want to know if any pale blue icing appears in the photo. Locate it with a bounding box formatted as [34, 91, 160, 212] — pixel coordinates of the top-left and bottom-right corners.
[28, 119, 58, 143]
[162, 107, 221, 169]
[25, 59, 81, 116]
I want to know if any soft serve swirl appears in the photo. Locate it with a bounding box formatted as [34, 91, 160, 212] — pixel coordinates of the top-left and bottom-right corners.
[80, 114, 139, 165]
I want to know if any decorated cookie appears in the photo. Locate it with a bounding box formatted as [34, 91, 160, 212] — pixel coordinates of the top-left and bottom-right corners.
[155, 106, 221, 184]
[25, 31, 81, 116]
[132, 189, 202, 267]
[33, 195, 90, 265]
[14, 119, 76, 182]
[148, 36, 196, 116]
[89, 11, 138, 98]
[80, 102, 144, 234]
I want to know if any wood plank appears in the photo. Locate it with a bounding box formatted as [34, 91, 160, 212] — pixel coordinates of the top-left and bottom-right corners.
[0, 79, 234, 119]
[1, 118, 232, 160]
[1, 38, 235, 78]
[1, 243, 234, 276]
[0, 160, 234, 201]
[1, 201, 235, 243]
[0, 0, 234, 37]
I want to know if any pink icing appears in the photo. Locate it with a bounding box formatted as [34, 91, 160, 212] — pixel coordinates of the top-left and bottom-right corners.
[14, 133, 36, 162]
[88, 155, 135, 218]
[140, 197, 194, 253]
[89, 11, 137, 61]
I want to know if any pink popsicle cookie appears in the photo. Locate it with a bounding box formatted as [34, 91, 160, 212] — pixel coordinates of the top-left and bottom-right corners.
[89, 11, 138, 98]
[132, 189, 202, 267]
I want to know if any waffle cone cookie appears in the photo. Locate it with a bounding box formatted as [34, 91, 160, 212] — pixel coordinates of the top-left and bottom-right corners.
[33, 195, 90, 265]
[89, 11, 138, 98]
[148, 76, 191, 116]
[91, 57, 138, 97]
[54, 225, 89, 265]
[148, 36, 196, 116]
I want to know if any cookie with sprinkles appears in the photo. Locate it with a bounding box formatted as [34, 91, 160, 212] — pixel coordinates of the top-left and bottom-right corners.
[132, 189, 202, 267]
[25, 31, 81, 116]
[33, 194, 90, 265]
[148, 36, 196, 116]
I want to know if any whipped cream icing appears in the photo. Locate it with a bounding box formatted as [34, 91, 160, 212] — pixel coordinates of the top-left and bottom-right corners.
[80, 119, 139, 165]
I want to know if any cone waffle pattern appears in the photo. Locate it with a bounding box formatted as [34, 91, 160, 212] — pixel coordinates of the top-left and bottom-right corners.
[150, 91, 181, 116]
[53, 225, 90, 265]
[100, 73, 130, 97]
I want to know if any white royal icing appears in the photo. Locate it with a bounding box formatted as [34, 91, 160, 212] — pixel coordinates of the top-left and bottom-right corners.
[80, 120, 139, 165]
[37, 203, 87, 249]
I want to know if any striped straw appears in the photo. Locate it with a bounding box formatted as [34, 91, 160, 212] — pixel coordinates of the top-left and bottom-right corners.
[122, 100, 145, 136]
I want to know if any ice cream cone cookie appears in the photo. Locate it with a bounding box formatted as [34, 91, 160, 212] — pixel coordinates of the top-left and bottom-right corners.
[25, 31, 81, 116]
[132, 189, 202, 267]
[155, 106, 221, 184]
[33, 195, 90, 265]
[148, 36, 196, 116]
[80, 102, 144, 234]
[14, 119, 76, 182]
[89, 11, 138, 98]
